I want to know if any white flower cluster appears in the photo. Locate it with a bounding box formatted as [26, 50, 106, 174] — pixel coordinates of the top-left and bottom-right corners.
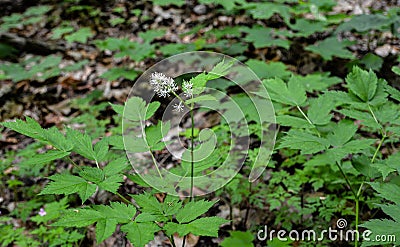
[183, 80, 193, 98]
[149, 72, 178, 98]
[173, 101, 184, 112]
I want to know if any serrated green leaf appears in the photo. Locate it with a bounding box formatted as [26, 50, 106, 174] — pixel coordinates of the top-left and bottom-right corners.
[386, 152, 400, 173]
[123, 97, 147, 121]
[176, 200, 216, 223]
[276, 115, 313, 128]
[66, 128, 96, 160]
[368, 182, 400, 205]
[1, 117, 45, 141]
[44, 127, 74, 152]
[52, 209, 102, 227]
[327, 120, 358, 147]
[263, 76, 306, 106]
[337, 14, 390, 33]
[307, 94, 335, 125]
[247, 2, 291, 24]
[145, 121, 170, 150]
[40, 173, 97, 203]
[94, 138, 108, 162]
[65, 27, 94, 43]
[100, 67, 139, 81]
[121, 222, 160, 247]
[19, 150, 70, 168]
[185, 95, 217, 104]
[93, 202, 136, 223]
[305, 37, 354, 60]
[293, 73, 341, 92]
[385, 84, 400, 102]
[289, 19, 327, 37]
[133, 193, 162, 215]
[190, 72, 208, 94]
[242, 26, 290, 49]
[207, 59, 233, 80]
[145, 101, 161, 119]
[246, 60, 291, 79]
[166, 217, 228, 237]
[338, 109, 381, 129]
[360, 219, 400, 246]
[103, 157, 129, 176]
[95, 219, 117, 243]
[79, 167, 104, 184]
[109, 103, 124, 115]
[279, 130, 330, 154]
[346, 66, 378, 102]
[98, 174, 123, 193]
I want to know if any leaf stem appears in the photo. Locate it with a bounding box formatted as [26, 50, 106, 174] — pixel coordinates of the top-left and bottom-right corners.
[296, 105, 320, 137]
[371, 133, 386, 163]
[149, 150, 163, 179]
[116, 192, 135, 206]
[189, 103, 194, 202]
[335, 161, 356, 198]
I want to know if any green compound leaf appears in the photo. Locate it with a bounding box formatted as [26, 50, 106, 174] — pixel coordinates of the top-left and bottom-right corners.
[1, 117, 46, 142]
[305, 37, 354, 60]
[176, 200, 216, 223]
[145, 120, 170, 150]
[79, 167, 104, 184]
[307, 94, 335, 125]
[121, 222, 160, 247]
[278, 130, 330, 154]
[65, 27, 94, 43]
[97, 174, 124, 194]
[246, 2, 291, 24]
[19, 150, 70, 168]
[164, 217, 229, 237]
[54, 202, 137, 243]
[288, 19, 328, 37]
[103, 157, 129, 176]
[133, 193, 163, 215]
[327, 120, 358, 147]
[66, 128, 96, 160]
[360, 182, 400, 246]
[123, 97, 160, 122]
[245, 60, 291, 79]
[206, 59, 233, 80]
[336, 14, 391, 33]
[96, 219, 117, 243]
[40, 173, 97, 203]
[242, 26, 290, 49]
[276, 115, 313, 129]
[100, 67, 139, 81]
[346, 66, 378, 102]
[52, 209, 102, 227]
[263, 76, 307, 106]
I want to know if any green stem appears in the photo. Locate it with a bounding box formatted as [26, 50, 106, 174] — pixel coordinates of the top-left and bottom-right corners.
[354, 182, 364, 247]
[296, 105, 320, 137]
[189, 103, 194, 202]
[149, 151, 163, 179]
[355, 197, 359, 247]
[116, 192, 136, 206]
[371, 134, 386, 163]
[336, 161, 356, 198]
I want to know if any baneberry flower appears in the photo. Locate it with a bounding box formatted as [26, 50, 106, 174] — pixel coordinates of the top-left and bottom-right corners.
[173, 101, 184, 112]
[150, 72, 178, 98]
[183, 80, 193, 98]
